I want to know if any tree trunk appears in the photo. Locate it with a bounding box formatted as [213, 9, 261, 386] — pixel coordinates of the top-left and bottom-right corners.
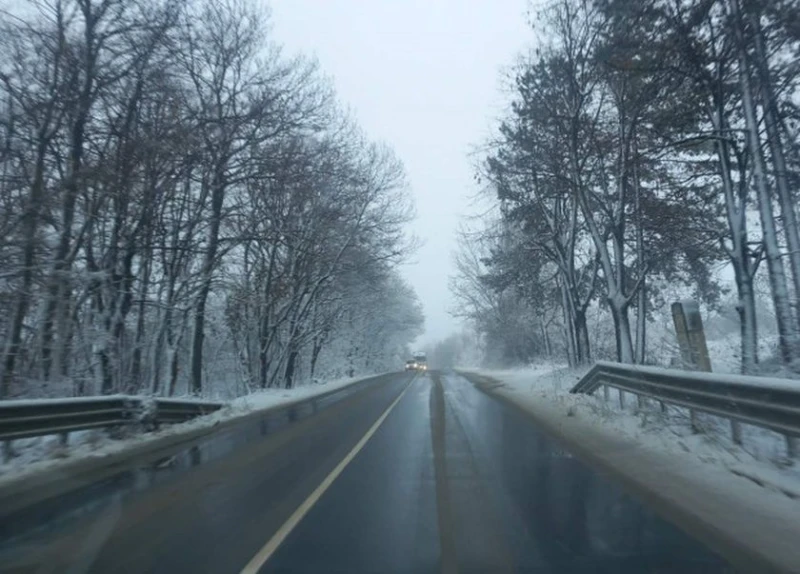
[732, 2, 800, 365]
[1, 143, 47, 397]
[734, 263, 759, 374]
[574, 308, 590, 364]
[151, 311, 166, 395]
[190, 167, 226, 395]
[41, 0, 98, 382]
[560, 279, 578, 367]
[168, 344, 179, 397]
[310, 337, 324, 379]
[634, 157, 646, 364]
[635, 284, 646, 364]
[710, 95, 760, 375]
[259, 351, 270, 390]
[541, 324, 552, 358]
[283, 313, 303, 389]
[104, 252, 135, 395]
[258, 305, 271, 389]
[284, 346, 299, 389]
[575, 173, 634, 364]
[151, 275, 177, 395]
[167, 315, 186, 397]
[610, 297, 635, 364]
[189, 293, 209, 396]
[96, 288, 114, 394]
[747, 7, 800, 332]
[131, 252, 152, 392]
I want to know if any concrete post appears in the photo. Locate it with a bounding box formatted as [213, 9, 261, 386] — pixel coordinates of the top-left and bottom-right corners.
[671, 300, 712, 372]
[672, 300, 713, 435]
[671, 300, 744, 444]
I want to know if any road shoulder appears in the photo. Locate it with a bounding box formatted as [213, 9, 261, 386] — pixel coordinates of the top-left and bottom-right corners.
[459, 370, 800, 574]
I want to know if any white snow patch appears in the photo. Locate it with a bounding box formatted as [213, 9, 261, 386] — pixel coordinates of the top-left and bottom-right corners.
[0, 373, 385, 487]
[462, 364, 800, 500]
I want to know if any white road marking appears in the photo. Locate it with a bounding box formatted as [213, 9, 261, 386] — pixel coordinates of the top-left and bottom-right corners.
[239, 376, 416, 574]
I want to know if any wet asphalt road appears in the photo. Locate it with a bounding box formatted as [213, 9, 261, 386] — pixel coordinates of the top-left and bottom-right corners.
[0, 371, 734, 573]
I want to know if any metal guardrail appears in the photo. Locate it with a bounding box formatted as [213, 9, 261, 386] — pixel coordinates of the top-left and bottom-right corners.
[0, 395, 224, 457]
[570, 361, 800, 457]
[149, 398, 224, 424]
[0, 396, 137, 441]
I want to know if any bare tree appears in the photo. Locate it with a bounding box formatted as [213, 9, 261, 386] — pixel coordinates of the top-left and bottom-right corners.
[0, 0, 420, 399]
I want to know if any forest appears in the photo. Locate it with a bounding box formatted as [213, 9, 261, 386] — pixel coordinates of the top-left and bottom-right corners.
[0, 0, 423, 399]
[450, 0, 800, 374]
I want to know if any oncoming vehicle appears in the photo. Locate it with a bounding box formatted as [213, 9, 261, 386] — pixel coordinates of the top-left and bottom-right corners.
[413, 352, 427, 371]
[405, 360, 418, 371]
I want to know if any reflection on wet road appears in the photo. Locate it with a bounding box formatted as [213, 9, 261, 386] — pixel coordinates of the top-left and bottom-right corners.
[262, 372, 734, 573]
[0, 371, 735, 573]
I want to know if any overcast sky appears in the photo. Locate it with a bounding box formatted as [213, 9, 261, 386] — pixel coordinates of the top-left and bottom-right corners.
[269, 1, 530, 346]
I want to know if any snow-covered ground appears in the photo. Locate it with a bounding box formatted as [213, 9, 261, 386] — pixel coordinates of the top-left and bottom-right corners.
[463, 364, 800, 499]
[0, 373, 386, 487]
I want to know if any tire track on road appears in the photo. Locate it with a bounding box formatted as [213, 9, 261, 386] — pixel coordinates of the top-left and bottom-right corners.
[430, 373, 458, 574]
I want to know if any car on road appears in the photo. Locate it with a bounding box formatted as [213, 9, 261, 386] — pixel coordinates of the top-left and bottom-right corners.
[405, 360, 417, 371]
[413, 352, 428, 371]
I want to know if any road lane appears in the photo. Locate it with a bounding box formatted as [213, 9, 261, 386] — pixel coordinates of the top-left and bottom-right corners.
[240, 379, 416, 572]
[259, 368, 442, 574]
[260, 371, 734, 573]
[0, 373, 414, 574]
[440, 372, 734, 572]
[0, 369, 737, 573]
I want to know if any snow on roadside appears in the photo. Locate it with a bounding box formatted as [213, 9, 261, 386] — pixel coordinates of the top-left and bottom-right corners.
[228, 372, 387, 409]
[463, 364, 800, 500]
[0, 373, 386, 487]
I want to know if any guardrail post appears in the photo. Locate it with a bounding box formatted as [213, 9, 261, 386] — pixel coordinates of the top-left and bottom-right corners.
[2, 440, 12, 463]
[618, 389, 625, 409]
[152, 408, 161, 432]
[690, 410, 701, 434]
[190, 445, 203, 467]
[730, 421, 742, 445]
[603, 385, 609, 402]
[787, 435, 798, 461]
[59, 432, 69, 447]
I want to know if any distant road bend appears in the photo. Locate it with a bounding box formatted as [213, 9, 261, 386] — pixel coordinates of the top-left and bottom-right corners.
[0, 371, 735, 573]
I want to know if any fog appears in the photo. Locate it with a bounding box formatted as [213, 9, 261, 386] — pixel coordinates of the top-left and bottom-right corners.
[270, 0, 530, 345]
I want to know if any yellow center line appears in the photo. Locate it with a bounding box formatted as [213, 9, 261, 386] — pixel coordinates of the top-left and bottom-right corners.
[239, 375, 416, 574]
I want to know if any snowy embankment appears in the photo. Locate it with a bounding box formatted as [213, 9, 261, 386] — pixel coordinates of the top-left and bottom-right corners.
[459, 364, 800, 572]
[465, 363, 800, 496]
[0, 373, 383, 487]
